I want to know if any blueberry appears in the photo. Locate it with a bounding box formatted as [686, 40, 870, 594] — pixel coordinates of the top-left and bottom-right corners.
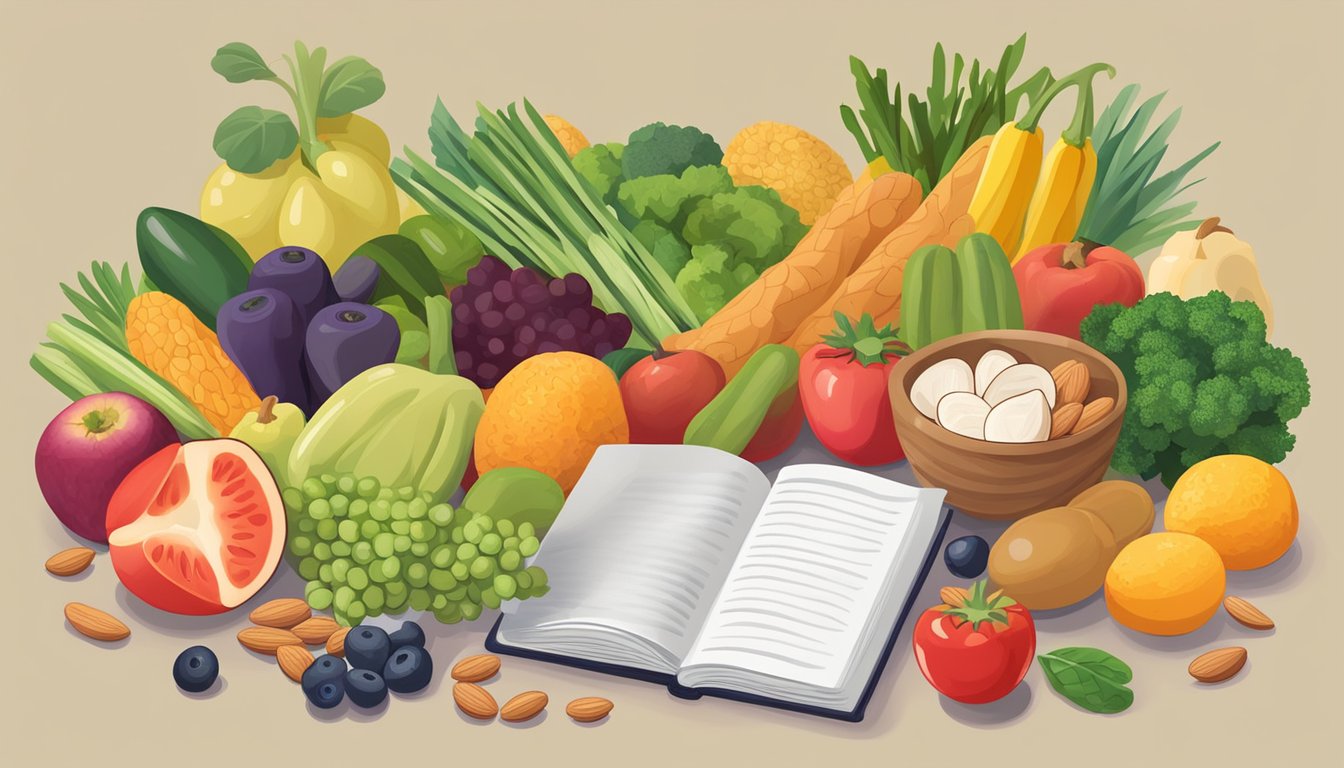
[944, 535, 990, 579]
[344, 625, 391, 672]
[306, 678, 345, 709]
[172, 645, 219, 693]
[383, 645, 432, 694]
[387, 620, 425, 651]
[345, 669, 388, 708]
[301, 653, 347, 701]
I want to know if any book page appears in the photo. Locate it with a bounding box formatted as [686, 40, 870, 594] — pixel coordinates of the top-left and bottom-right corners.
[496, 444, 771, 672]
[680, 464, 945, 696]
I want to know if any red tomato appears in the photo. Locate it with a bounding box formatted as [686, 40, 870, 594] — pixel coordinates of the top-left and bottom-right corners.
[106, 439, 286, 615]
[799, 314, 909, 465]
[1013, 241, 1145, 340]
[912, 581, 1036, 704]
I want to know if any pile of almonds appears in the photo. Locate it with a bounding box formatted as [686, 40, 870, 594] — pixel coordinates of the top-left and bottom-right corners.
[451, 652, 613, 725]
[238, 598, 346, 682]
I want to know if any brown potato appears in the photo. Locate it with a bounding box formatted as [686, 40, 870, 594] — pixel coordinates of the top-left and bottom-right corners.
[1068, 480, 1155, 548]
[988, 507, 1117, 610]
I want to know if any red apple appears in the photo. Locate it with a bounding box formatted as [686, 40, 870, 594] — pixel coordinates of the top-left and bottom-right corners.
[35, 393, 179, 543]
[619, 349, 726, 444]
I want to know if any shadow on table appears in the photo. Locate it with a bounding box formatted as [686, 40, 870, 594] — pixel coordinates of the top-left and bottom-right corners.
[939, 682, 1033, 727]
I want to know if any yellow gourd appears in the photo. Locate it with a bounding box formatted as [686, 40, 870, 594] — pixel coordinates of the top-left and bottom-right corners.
[1147, 217, 1274, 337]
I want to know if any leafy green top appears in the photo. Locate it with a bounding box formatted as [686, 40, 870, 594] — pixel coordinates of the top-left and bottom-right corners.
[942, 579, 1018, 631]
[818, 313, 911, 367]
[208, 41, 385, 173]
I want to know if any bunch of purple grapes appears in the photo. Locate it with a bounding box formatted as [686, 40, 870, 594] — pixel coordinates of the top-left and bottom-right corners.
[449, 256, 633, 387]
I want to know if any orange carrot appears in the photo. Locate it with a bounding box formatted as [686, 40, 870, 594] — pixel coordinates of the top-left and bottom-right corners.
[126, 292, 260, 433]
[662, 172, 923, 376]
[785, 136, 993, 352]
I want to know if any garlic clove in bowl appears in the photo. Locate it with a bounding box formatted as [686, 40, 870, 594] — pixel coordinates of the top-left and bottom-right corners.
[974, 349, 1017, 397]
[910, 358, 975, 420]
[983, 363, 1057, 409]
[937, 391, 991, 440]
[984, 389, 1052, 443]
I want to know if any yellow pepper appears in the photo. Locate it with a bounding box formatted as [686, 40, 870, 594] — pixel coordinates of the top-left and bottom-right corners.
[967, 63, 1114, 261]
[199, 42, 400, 271]
[1014, 63, 1115, 262]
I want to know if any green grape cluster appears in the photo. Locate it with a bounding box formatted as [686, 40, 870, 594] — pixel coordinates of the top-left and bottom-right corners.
[282, 473, 548, 627]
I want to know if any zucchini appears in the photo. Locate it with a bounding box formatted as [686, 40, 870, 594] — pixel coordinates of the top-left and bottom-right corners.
[351, 234, 443, 321]
[684, 344, 799, 455]
[136, 207, 252, 330]
[900, 233, 1023, 349]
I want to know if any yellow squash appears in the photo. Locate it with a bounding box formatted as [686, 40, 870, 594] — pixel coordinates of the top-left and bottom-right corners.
[199, 42, 399, 271]
[1147, 216, 1275, 336]
[967, 62, 1114, 261]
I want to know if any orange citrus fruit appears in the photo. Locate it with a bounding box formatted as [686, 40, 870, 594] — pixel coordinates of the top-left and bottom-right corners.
[1104, 532, 1225, 635]
[1163, 454, 1297, 570]
[474, 352, 627, 493]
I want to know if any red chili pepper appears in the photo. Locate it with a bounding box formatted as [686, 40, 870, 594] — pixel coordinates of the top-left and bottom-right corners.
[1013, 241, 1145, 340]
[798, 313, 910, 466]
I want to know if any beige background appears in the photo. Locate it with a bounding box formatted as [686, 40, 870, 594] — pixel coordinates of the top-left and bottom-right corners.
[3, 0, 1341, 764]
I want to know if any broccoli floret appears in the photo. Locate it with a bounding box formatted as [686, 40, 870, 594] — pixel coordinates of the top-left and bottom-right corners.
[573, 142, 625, 205]
[622, 122, 723, 180]
[617, 165, 735, 231]
[676, 244, 759, 324]
[1080, 291, 1311, 488]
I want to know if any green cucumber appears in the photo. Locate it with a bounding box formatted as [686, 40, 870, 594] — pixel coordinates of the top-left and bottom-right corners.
[900, 234, 1023, 349]
[350, 234, 443, 321]
[136, 207, 253, 330]
[684, 344, 799, 456]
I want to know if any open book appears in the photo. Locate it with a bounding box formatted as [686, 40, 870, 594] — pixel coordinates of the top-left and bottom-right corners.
[487, 444, 950, 721]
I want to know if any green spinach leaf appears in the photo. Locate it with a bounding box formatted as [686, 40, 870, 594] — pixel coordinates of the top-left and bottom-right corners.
[212, 106, 298, 173]
[211, 43, 275, 83]
[318, 56, 385, 117]
[1037, 647, 1134, 714]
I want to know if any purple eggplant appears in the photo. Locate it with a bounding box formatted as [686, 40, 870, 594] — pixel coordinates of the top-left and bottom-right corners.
[217, 288, 310, 412]
[304, 302, 400, 403]
[249, 246, 337, 324]
[333, 256, 381, 303]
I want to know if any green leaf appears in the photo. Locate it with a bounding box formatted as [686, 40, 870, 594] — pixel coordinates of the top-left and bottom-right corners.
[212, 106, 298, 173]
[1037, 647, 1135, 714]
[211, 42, 275, 83]
[317, 56, 385, 117]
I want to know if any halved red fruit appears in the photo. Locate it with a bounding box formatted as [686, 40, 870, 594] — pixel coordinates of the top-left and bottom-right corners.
[107, 439, 286, 615]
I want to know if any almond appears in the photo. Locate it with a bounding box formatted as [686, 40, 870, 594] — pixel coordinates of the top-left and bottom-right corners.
[1224, 595, 1274, 630]
[237, 626, 303, 655]
[451, 653, 502, 683]
[65, 602, 130, 642]
[566, 696, 614, 723]
[46, 547, 96, 577]
[453, 682, 498, 720]
[291, 616, 340, 645]
[1188, 646, 1248, 683]
[500, 691, 549, 722]
[1050, 402, 1083, 438]
[1070, 396, 1115, 435]
[276, 645, 314, 682]
[248, 598, 311, 629]
[1051, 360, 1090, 405]
[326, 626, 351, 657]
[939, 586, 968, 608]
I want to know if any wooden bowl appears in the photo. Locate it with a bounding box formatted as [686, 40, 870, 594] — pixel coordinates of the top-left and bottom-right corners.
[888, 330, 1127, 520]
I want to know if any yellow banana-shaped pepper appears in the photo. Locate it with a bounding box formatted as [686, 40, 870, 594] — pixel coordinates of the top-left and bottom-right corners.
[968, 63, 1114, 260]
[1015, 63, 1116, 262]
[199, 41, 400, 271]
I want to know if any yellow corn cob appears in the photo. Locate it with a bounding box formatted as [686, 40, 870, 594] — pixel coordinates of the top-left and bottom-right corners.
[967, 123, 1044, 256]
[1014, 137, 1098, 261]
[125, 292, 260, 433]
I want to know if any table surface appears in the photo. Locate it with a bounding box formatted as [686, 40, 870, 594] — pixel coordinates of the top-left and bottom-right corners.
[3, 1, 1340, 765]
